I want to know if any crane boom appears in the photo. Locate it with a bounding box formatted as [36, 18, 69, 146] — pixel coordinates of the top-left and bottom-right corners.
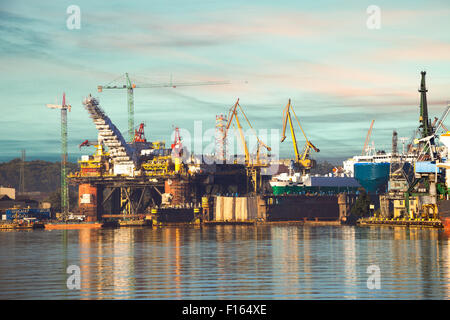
[225, 99, 250, 164]
[280, 99, 319, 173]
[224, 99, 271, 165]
[362, 120, 375, 155]
[98, 73, 230, 142]
[281, 99, 301, 162]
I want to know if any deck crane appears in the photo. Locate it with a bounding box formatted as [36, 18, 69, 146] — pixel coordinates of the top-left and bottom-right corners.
[79, 139, 98, 149]
[281, 99, 320, 174]
[362, 120, 375, 156]
[133, 123, 147, 143]
[224, 99, 271, 166]
[46, 92, 71, 220]
[98, 73, 230, 142]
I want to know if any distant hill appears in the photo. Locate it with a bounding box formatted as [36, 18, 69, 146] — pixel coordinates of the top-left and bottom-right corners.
[0, 158, 339, 211]
[0, 158, 78, 193]
[0, 158, 339, 192]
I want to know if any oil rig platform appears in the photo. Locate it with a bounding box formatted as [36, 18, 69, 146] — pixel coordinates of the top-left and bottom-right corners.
[69, 95, 273, 224]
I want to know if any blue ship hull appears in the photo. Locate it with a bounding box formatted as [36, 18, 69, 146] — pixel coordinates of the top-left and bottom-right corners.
[354, 162, 390, 193]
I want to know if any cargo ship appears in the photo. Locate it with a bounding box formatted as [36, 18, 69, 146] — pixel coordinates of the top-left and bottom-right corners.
[269, 161, 360, 195]
[343, 151, 416, 193]
[353, 162, 390, 193]
[270, 174, 360, 195]
[270, 170, 304, 195]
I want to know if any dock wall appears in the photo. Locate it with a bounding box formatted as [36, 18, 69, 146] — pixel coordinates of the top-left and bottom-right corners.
[212, 194, 359, 223]
[213, 196, 263, 221]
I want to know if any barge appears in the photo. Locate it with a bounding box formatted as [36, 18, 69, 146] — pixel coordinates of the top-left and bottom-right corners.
[357, 217, 443, 228]
[44, 222, 102, 230]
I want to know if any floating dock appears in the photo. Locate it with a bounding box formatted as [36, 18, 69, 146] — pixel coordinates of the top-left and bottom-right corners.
[118, 219, 152, 227]
[358, 217, 443, 228]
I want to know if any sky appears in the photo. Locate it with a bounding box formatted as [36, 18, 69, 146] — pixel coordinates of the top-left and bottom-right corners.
[1, 0, 450, 164]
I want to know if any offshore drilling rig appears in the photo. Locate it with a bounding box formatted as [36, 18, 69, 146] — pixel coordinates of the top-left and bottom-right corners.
[68, 95, 272, 223]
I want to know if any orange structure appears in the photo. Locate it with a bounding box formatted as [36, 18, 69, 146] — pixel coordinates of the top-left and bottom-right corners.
[78, 184, 99, 222]
[44, 222, 102, 230]
[165, 179, 191, 205]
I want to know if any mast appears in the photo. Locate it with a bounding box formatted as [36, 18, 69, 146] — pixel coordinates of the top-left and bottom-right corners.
[419, 71, 432, 138]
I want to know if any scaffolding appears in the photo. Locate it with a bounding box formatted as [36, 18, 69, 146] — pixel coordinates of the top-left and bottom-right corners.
[215, 114, 228, 163]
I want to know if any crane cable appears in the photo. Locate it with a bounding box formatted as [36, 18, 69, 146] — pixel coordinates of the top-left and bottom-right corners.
[234, 101, 271, 152]
[288, 102, 320, 153]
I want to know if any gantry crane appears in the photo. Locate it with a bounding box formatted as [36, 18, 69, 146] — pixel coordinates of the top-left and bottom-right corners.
[98, 73, 230, 142]
[46, 92, 71, 219]
[281, 99, 319, 174]
[224, 99, 271, 166]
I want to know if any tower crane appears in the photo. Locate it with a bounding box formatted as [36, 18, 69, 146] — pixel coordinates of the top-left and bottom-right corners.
[46, 92, 71, 220]
[281, 99, 319, 174]
[224, 99, 271, 166]
[98, 73, 230, 142]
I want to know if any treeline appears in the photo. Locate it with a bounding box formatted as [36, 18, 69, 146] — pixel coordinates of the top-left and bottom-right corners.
[310, 160, 340, 175]
[0, 158, 340, 191]
[0, 158, 78, 193]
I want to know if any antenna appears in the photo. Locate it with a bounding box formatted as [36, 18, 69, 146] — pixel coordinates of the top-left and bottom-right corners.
[399, 137, 409, 154]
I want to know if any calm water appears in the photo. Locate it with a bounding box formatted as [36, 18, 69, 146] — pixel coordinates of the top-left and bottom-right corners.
[1, 225, 450, 299]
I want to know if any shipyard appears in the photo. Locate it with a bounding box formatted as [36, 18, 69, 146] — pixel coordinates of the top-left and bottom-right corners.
[2, 72, 449, 231]
[3, 0, 450, 304]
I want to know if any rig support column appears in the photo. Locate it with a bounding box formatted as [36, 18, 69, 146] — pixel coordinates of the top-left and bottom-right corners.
[78, 184, 99, 222]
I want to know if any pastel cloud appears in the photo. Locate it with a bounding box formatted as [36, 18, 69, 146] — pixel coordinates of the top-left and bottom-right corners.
[1, 1, 450, 162]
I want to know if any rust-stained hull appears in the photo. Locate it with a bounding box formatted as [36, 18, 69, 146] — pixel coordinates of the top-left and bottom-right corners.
[265, 194, 343, 221]
[438, 200, 450, 231]
[153, 208, 195, 223]
[442, 217, 450, 230]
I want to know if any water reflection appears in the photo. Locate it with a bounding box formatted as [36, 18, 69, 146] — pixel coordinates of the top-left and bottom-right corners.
[342, 227, 356, 299]
[1, 225, 450, 299]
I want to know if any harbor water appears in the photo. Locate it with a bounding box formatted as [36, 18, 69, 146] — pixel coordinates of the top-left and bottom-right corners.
[1, 225, 450, 299]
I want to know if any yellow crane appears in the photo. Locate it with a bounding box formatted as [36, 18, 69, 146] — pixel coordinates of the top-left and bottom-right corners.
[224, 99, 271, 166]
[281, 99, 320, 174]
